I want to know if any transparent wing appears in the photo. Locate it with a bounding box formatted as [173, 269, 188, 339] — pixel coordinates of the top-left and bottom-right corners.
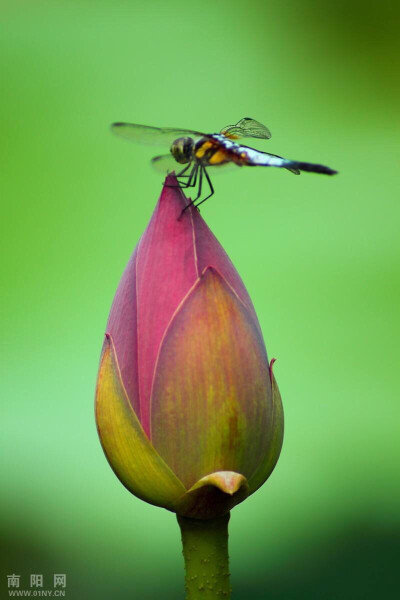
[220, 117, 272, 141]
[152, 155, 240, 176]
[151, 154, 179, 174]
[207, 161, 240, 175]
[111, 122, 204, 146]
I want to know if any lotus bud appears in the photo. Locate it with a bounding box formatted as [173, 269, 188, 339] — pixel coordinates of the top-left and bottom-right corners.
[95, 174, 284, 598]
[96, 174, 283, 517]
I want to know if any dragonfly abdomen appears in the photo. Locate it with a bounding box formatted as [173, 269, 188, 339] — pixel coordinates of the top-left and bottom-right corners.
[286, 160, 337, 175]
[232, 146, 287, 167]
[227, 145, 337, 175]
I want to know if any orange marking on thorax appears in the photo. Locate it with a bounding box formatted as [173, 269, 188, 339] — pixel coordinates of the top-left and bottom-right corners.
[195, 140, 214, 159]
[208, 149, 230, 165]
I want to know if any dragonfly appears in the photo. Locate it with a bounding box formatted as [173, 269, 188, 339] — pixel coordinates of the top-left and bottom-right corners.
[111, 117, 338, 211]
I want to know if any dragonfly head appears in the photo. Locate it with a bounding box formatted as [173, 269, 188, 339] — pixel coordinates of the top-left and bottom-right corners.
[170, 137, 194, 164]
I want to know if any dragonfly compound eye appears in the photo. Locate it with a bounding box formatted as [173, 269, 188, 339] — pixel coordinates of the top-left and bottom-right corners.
[171, 137, 194, 164]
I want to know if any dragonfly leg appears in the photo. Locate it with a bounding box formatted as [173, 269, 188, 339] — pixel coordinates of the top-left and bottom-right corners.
[179, 164, 198, 189]
[194, 166, 203, 200]
[193, 167, 214, 209]
[179, 166, 204, 217]
[176, 163, 191, 177]
[167, 164, 196, 189]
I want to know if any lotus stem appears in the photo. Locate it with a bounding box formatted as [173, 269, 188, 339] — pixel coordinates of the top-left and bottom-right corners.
[177, 513, 231, 599]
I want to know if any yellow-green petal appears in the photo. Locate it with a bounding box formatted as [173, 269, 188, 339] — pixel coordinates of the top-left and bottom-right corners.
[151, 267, 273, 489]
[247, 362, 284, 494]
[95, 335, 186, 509]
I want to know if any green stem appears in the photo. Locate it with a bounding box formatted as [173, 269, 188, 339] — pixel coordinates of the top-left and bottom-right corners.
[177, 512, 231, 599]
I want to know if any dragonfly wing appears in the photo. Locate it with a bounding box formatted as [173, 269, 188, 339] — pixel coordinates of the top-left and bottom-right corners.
[207, 161, 240, 175]
[151, 154, 179, 173]
[111, 122, 204, 146]
[284, 165, 301, 175]
[152, 155, 239, 176]
[220, 117, 272, 140]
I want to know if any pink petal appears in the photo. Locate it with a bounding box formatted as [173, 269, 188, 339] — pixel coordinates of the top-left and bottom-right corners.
[135, 177, 198, 436]
[106, 247, 140, 417]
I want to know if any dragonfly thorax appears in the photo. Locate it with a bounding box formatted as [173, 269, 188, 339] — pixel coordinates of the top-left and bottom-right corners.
[170, 137, 194, 164]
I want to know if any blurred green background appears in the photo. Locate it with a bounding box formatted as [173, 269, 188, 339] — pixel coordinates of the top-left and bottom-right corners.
[1, 0, 399, 598]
